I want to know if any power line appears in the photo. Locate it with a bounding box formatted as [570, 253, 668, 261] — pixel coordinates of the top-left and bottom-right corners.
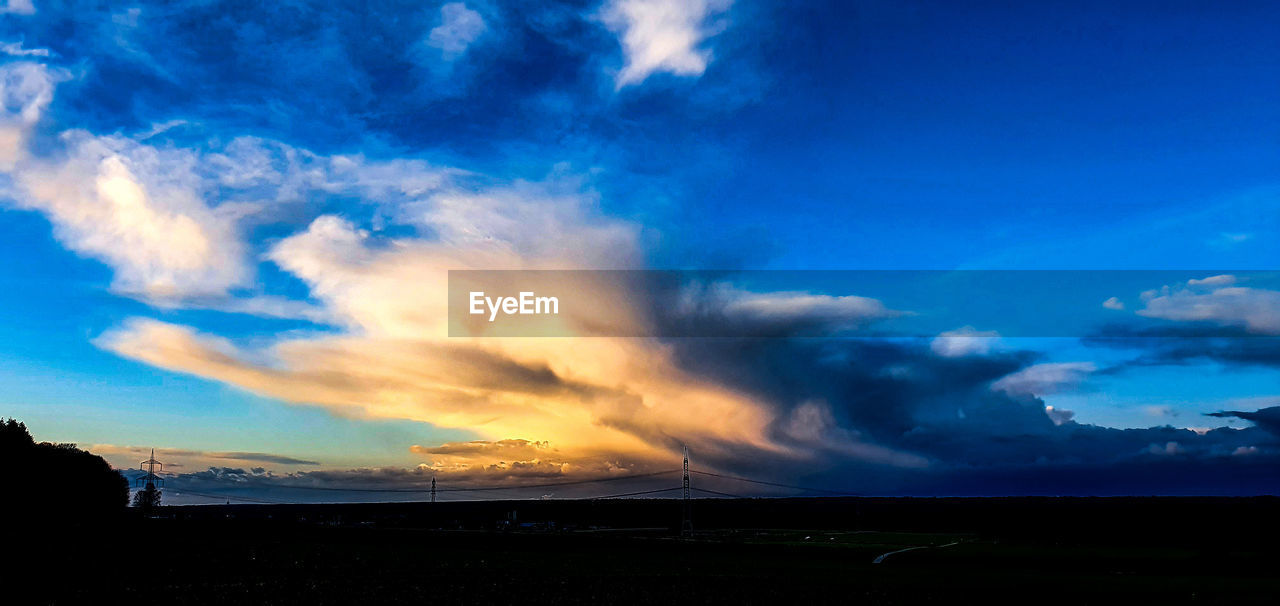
[688, 469, 855, 496]
[171, 485, 510, 504]
[689, 486, 743, 498]
[168, 488, 289, 504]
[240, 469, 682, 494]
[592, 487, 684, 499]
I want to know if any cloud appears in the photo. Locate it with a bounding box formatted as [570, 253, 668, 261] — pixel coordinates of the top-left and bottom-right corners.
[159, 460, 682, 503]
[0, 41, 49, 57]
[1044, 405, 1075, 426]
[931, 326, 1000, 357]
[0, 61, 60, 170]
[717, 289, 899, 329]
[1136, 276, 1280, 335]
[1088, 325, 1280, 369]
[1186, 274, 1237, 289]
[405, 439, 627, 475]
[991, 362, 1096, 397]
[5, 0, 1280, 499]
[1205, 406, 1280, 435]
[425, 3, 487, 60]
[1, 0, 34, 16]
[213, 452, 322, 466]
[95, 175, 790, 474]
[8, 132, 250, 300]
[1102, 296, 1124, 310]
[89, 444, 320, 471]
[1146, 441, 1183, 456]
[660, 282, 904, 337]
[2, 86, 458, 313]
[412, 439, 551, 458]
[779, 400, 928, 468]
[601, 0, 732, 87]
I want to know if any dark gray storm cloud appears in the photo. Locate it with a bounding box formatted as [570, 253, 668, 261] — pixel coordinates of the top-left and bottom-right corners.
[1084, 325, 1280, 369]
[1206, 406, 1280, 435]
[658, 331, 1280, 496]
[210, 452, 321, 466]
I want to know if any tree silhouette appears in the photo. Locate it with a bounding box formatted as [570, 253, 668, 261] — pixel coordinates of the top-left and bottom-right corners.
[1, 417, 129, 520]
[133, 482, 162, 511]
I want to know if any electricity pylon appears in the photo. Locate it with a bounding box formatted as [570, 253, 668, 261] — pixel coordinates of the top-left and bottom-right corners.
[137, 448, 164, 489]
[134, 448, 164, 511]
[681, 446, 692, 536]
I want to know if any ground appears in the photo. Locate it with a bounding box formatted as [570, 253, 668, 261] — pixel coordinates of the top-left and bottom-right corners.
[11, 498, 1280, 604]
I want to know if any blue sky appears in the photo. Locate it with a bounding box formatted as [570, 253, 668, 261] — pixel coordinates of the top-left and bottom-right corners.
[0, 0, 1278, 499]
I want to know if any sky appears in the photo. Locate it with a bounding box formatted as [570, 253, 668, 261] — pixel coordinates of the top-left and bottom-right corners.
[0, 0, 1278, 501]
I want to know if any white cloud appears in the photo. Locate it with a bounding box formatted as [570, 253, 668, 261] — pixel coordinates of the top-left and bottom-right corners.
[1, 93, 461, 311]
[991, 362, 1096, 397]
[1186, 274, 1237, 289]
[601, 0, 732, 88]
[0, 61, 60, 170]
[1044, 405, 1075, 426]
[0, 66, 264, 303]
[426, 3, 486, 60]
[97, 191, 788, 470]
[1, 41, 49, 57]
[720, 290, 896, 325]
[91, 163, 928, 472]
[675, 283, 903, 335]
[1, 0, 35, 16]
[1137, 275, 1280, 335]
[9, 132, 250, 300]
[931, 326, 1000, 357]
[1101, 296, 1124, 310]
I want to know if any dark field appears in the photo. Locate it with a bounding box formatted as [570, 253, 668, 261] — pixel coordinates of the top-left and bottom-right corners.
[12, 497, 1280, 604]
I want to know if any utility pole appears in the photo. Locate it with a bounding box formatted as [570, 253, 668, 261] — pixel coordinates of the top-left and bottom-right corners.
[681, 445, 692, 537]
[431, 474, 437, 503]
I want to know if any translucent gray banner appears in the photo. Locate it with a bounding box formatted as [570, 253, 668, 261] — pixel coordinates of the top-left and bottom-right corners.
[447, 270, 1280, 338]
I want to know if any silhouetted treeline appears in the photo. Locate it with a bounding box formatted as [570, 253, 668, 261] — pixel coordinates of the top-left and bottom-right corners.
[1, 418, 128, 521]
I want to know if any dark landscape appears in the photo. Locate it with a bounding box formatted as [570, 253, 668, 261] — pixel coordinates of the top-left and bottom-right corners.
[12, 496, 1280, 604]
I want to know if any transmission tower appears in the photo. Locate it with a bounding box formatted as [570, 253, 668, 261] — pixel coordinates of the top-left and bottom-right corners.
[681, 445, 692, 536]
[134, 448, 165, 511]
[137, 448, 165, 489]
[431, 474, 437, 503]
